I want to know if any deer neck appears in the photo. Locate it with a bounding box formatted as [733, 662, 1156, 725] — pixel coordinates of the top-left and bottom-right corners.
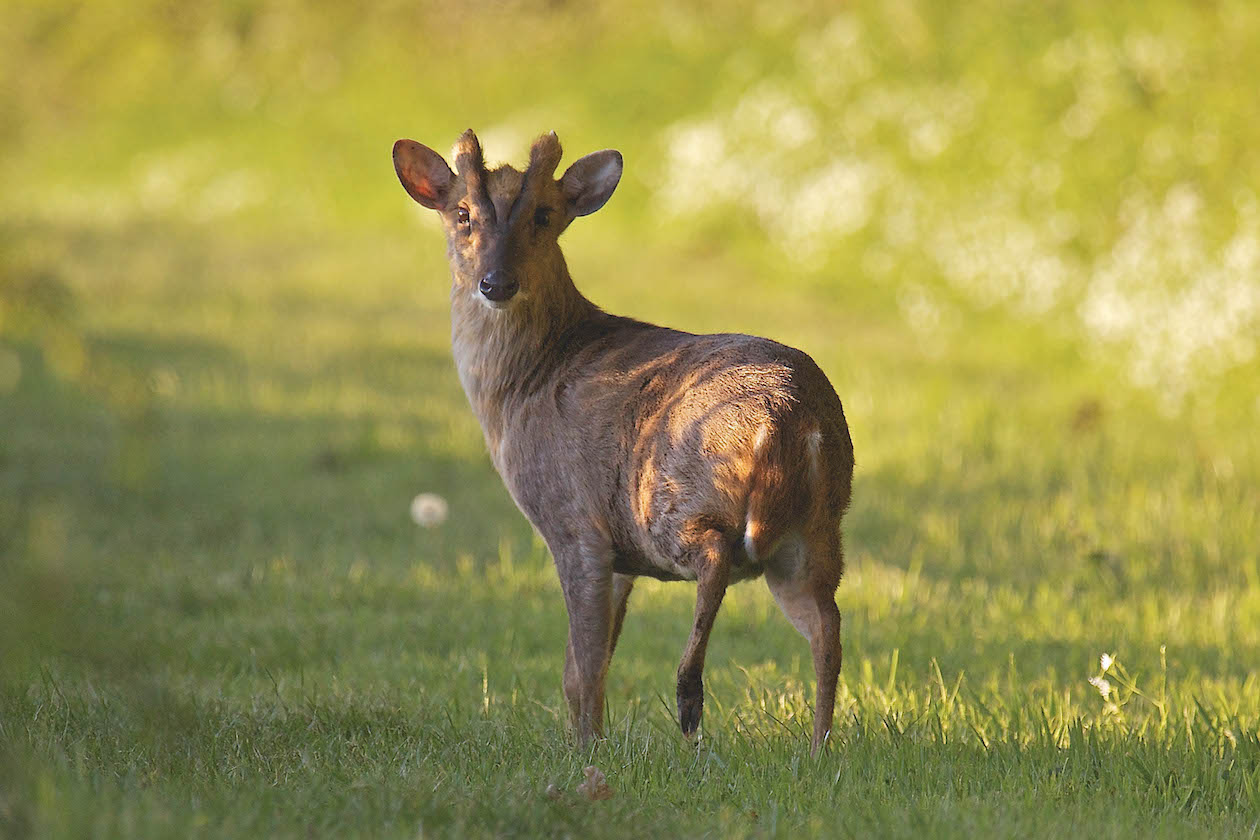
[449, 261, 596, 450]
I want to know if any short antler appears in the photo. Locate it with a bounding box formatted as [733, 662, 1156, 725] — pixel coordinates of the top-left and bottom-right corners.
[526, 131, 563, 184]
[454, 129, 493, 217]
[514, 131, 563, 222]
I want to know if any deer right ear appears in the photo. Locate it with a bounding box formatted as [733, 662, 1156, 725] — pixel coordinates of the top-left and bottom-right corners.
[393, 139, 456, 210]
[560, 150, 623, 217]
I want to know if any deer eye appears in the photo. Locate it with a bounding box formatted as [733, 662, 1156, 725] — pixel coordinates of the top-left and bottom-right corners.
[533, 207, 552, 228]
[456, 207, 470, 228]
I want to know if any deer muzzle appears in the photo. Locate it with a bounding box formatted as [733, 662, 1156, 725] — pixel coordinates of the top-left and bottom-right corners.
[478, 269, 519, 305]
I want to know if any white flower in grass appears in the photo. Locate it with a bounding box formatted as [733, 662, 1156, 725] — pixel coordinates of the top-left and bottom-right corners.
[1099, 652, 1115, 672]
[1088, 676, 1113, 700]
[409, 493, 449, 527]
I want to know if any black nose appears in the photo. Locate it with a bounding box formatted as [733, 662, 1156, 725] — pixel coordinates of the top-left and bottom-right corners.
[479, 270, 519, 303]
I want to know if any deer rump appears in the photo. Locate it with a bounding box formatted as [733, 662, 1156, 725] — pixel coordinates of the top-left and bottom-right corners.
[492, 315, 854, 586]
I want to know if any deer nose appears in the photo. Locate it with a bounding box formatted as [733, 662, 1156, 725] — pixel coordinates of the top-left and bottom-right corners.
[479, 270, 519, 303]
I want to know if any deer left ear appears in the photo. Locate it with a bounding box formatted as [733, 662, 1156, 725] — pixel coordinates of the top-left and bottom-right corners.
[560, 150, 623, 217]
[393, 139, 456, 210]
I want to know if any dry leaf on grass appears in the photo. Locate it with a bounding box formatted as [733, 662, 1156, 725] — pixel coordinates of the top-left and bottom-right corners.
[577, 765, 613, 801]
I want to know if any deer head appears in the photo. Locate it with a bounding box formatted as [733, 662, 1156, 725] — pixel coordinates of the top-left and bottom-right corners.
[392, 130, 622, 311]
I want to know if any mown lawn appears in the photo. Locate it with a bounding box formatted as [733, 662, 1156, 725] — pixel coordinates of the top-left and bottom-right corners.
[3, 1, 1259, 837]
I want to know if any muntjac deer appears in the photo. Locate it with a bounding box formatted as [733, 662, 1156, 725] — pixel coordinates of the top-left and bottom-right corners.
[393, 130, 855, 754]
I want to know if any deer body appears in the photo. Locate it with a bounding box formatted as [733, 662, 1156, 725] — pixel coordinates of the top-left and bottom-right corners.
[395, 130, 854, 753]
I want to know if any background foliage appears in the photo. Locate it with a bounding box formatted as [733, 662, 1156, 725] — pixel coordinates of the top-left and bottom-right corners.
[2, 0, 1258, 836]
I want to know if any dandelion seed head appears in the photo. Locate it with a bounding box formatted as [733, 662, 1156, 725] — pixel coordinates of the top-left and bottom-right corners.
[409, 493, 449, 527]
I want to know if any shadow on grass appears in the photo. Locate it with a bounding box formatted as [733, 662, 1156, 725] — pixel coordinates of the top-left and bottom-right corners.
[1, 309, 522, 692]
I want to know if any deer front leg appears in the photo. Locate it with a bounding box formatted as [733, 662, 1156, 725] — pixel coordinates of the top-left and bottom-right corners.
[676, 532, 731, 739]
[564, 573, 633, 729]
[554, 544, 616, 744]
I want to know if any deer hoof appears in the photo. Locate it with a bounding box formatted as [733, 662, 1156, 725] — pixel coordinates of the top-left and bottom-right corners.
[676, 671, 704, 737]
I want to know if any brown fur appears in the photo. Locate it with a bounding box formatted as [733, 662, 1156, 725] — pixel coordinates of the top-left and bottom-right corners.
[393, 130, 856, 754]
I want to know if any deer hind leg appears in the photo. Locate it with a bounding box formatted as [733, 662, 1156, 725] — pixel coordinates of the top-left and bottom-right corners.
[764, 529, 844, 756]
[676, 530, 732, 739]
[564, 573, 634, 729]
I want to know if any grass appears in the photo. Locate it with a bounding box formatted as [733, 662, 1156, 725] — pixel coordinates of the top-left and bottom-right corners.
[3, 0, 1259, 836]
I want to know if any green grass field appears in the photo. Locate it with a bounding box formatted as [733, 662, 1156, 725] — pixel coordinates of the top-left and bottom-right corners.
[3, 1, 1259, 836]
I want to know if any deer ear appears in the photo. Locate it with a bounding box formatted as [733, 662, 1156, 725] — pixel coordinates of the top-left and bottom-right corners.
[560, 150, 623, 217]
[393, 139, 456, 210]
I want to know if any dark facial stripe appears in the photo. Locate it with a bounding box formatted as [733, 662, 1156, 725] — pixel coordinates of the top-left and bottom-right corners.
[454, 129, 496, 224]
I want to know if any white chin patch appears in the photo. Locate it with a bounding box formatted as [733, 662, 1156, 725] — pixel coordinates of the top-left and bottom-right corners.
[478, 295, 513, 311]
